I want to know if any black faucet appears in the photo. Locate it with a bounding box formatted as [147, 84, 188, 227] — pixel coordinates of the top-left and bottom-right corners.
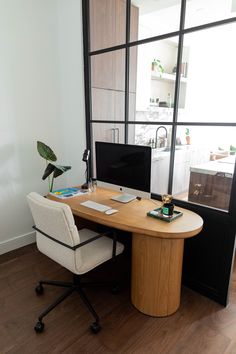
[155, 126, 168, 148]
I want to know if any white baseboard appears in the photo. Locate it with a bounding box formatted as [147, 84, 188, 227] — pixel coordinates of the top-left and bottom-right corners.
[0, 231, 36, 255]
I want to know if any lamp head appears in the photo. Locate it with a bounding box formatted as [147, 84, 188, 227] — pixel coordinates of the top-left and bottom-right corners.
[82, 149, 90, 162]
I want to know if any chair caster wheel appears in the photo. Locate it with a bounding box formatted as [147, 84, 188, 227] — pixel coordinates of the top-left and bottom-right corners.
[111, 284, 120, 294]
[90, 322, 101, 334]
[35, 284, 44, 295]
[34, 321, 44, 333]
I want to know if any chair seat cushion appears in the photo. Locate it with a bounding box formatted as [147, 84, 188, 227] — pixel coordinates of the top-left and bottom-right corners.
[75, 229, 124, 274]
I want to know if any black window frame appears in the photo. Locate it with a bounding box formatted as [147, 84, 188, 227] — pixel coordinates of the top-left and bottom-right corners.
[82, 0, 236, 218]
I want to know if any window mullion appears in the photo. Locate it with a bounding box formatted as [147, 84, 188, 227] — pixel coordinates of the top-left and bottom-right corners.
[167, 0, 187, 194]
[124, 0, 131, 144]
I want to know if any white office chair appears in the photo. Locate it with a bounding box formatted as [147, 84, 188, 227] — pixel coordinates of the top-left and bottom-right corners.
[27, 192, 124, 334]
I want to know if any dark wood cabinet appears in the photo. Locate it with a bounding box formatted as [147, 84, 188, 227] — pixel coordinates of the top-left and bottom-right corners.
[90, 0, 126, 52]
[90, 0, 139, 128]
[188, 171, 232, 211]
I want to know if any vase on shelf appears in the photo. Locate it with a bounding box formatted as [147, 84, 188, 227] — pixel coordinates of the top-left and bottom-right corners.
[185, 128, 191, 145]
[186, 135, 191, 145]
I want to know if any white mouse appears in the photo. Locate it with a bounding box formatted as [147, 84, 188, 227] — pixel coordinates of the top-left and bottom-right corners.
[105, 209, 118, 215]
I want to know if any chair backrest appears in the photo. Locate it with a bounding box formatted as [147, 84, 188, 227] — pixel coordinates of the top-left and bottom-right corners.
[27, 192, 81, 272]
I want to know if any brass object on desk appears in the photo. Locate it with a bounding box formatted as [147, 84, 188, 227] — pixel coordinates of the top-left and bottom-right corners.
[162, 194, 174, 217]
[162, 194, 173, 205]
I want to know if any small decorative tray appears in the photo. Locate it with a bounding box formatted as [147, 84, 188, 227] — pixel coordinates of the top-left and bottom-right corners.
[147, 207, 183, 222]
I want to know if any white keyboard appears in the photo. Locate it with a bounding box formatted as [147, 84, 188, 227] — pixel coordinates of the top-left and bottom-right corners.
[80, 200, 111, 212]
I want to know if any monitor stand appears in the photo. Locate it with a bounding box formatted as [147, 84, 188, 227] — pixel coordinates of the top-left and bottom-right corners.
[111, 193, 137, 203]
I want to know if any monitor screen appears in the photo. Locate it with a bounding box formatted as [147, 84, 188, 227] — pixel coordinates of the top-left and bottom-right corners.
[95, 142, 151, 193]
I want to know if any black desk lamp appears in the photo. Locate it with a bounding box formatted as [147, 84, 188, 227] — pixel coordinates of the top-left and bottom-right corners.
[81, 149, 90, 189]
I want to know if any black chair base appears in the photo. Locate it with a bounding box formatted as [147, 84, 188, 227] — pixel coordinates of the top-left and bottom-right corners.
[34, 274, 117, 334]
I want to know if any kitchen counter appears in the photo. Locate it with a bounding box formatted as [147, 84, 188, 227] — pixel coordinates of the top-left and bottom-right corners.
[151, 145, 210, 195]
[188, 156, 235, 210]
[151, 145, 189, 161]
[190, 156, 235, 178]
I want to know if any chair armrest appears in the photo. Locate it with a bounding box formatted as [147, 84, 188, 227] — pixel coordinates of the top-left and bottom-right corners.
[32, 226, 114, 251]
[74, 232, 112, 250]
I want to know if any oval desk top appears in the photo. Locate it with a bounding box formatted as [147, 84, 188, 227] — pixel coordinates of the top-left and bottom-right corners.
[48, 187, 203, 239]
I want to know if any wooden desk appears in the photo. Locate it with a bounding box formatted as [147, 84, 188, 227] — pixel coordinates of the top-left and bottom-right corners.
[49, 187, 203, 317]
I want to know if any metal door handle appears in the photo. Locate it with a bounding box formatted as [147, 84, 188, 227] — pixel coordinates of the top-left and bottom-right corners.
[111, 128, 115, 143]
[114, 128, 120, 143]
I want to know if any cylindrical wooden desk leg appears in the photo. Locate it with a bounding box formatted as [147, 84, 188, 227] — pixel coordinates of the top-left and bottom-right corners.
[131, 233, 184, 317]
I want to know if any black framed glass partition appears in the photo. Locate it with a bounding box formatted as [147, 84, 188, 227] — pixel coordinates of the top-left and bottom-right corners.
[83, 0, 236, 307]
[83, 0, 236, 213]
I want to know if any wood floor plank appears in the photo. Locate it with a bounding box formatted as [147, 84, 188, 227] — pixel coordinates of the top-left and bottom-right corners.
[1, 244, 236, 354]
[167, 321, 230, 354]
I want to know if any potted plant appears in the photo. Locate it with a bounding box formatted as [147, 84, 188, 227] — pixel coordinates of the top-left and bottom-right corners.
[185, 128, 191, 145]
[151, 59, 164, 76]
[230, 145, 236, 155]
[37, 141, 71, 192]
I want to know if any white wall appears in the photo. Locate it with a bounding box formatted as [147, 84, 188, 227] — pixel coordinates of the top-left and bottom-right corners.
[0, 0, 86, 254]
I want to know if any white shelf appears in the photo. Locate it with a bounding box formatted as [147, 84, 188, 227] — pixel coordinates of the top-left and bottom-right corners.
[151, 72, 187, 84]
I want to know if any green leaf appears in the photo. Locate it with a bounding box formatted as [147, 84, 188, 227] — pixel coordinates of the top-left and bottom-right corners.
[185, 128, 190, 136]
[37, 141, 57, 162]
[53, 165, 71, 178]
[42, 163, 55, 180]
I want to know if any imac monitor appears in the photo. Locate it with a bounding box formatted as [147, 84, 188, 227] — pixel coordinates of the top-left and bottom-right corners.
[95, 142, 151, 203]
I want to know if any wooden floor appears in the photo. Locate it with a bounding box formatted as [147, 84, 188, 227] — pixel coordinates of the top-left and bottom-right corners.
[1, 244, 236, 354]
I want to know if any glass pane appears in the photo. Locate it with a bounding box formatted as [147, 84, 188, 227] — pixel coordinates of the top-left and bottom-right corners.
[92, 122, 125, 144]
[178, 23, 236, 123]
[91, 50, 125, 91]
[185, 0, 236, 29]
[91, 123, 125, 175]
[89, 0, 126, 51]
[173, 126, 236, 211]
[128, 124, 172, 195]
[91, 50, 125, 121]
[92, 89, 125, 121]
[131, 0, 181, 41]
[129, 39, 179, 122]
